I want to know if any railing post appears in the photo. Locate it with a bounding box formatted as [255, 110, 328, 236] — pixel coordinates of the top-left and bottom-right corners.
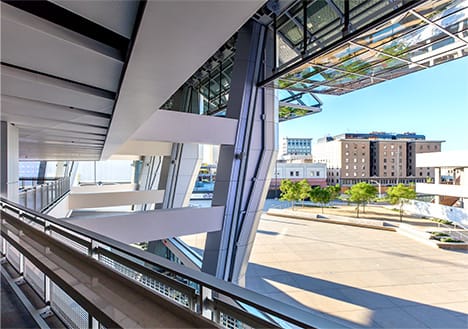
[201, 286, 213, 319]
[89, 240, 99, 260]
[44, 220, 51, 236]
[44, 276, 51, 304]
[1, 238, 6, 257]
[19, 253, 24, 275]
[89, 316, 99, 329]
[33, 188, 37, 211]
[46, 184, 50, 206]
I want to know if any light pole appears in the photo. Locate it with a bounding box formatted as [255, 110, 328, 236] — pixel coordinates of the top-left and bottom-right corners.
[369, 179, 382, 199]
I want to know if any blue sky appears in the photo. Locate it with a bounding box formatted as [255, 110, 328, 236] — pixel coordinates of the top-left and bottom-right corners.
[279, 56, 468, 151]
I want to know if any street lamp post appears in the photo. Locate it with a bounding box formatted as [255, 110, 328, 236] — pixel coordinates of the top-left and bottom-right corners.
[369, 179, 382, 199]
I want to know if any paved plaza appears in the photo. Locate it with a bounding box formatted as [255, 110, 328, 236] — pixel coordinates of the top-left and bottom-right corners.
[183, 213, 468, 328]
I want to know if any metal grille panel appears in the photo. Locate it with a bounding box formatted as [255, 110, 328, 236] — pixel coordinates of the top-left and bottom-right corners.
[220, 312, 253, 329]
[98, 253, 191, 307]
[24, 258, 45, 298]
[6, 242, 21, 273]
[50, 230, 89, 255]
[51, 283, 89, 329]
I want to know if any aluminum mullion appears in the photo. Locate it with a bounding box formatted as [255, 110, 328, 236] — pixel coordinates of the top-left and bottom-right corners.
[410, 9, 468, 46]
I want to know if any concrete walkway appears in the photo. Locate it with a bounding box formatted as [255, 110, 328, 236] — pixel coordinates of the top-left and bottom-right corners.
[182, 213, 468, 328]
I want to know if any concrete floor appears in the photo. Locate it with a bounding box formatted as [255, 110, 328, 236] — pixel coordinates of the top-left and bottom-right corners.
[182, 213, 468, 328]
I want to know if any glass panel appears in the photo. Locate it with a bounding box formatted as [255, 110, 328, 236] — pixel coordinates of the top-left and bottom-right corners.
[354, 13, 428, 51]
[306, 0, 340, 35]
[415, 0, 466, 22]
[278, 105, 318, 122]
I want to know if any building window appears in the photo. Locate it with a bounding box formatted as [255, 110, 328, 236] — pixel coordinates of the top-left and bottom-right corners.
[384, 165, 387, 169]
[391, 172, 395, 176]
[384, 158, 387, 163]
[353, 158, 357, 163]
[345, 143, 349, 148]
[295, 171, 299, 177]
[316, 171, 320, 176]
[345, 173, 349, 177]
[290, 171, 294, 176]
[353, 172, 357, 177]
[384, 151, 387, 156]
[361, 158, 365, 162]
[435, 145, 438, 149]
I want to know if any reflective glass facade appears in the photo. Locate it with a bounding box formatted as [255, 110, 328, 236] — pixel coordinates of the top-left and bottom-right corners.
[264, 0, 468, 95]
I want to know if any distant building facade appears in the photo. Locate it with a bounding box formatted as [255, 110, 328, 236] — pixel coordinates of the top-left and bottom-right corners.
[313, 132, 443, 186]
[269, 161, 327, 197]
[281, 137, 312, 157]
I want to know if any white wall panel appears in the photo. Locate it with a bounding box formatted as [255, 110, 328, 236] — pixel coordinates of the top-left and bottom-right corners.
[131, 110, 238, 145]
[69, 189, 165, 209]
[67, 206, 225, 244]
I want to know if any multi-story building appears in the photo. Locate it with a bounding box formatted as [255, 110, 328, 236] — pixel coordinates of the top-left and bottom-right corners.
[313, 132, 443, 186]
[281, 137, 312, 157]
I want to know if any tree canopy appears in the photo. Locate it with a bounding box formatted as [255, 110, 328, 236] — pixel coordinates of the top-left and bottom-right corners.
[309, 186, 331, 213]
[345, 182, 377, 218]
[386, 183, 416, 221]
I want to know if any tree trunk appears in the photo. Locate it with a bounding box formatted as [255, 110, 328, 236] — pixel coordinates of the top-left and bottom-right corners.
[356, 205, 360, 218]
[400, 202, 403, 222]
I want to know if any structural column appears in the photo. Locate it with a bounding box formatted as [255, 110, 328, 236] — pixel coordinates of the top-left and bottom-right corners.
[0, 121, 19, 202]
[163, 143, 202, 209]
[202, 21, 278, 285]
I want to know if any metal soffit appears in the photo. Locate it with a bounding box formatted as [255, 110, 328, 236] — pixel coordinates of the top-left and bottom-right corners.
[0, 0, 142, 160]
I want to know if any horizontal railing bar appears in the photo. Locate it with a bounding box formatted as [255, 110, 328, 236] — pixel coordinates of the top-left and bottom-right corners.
[19, 177, 61, 181]
[0, 197, 346, 328]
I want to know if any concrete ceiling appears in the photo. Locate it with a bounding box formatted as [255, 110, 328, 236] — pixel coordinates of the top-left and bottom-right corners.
[0, 0, 265, 160]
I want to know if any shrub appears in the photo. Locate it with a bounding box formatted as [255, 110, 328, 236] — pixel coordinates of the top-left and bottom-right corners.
[440, 237, 464, 243]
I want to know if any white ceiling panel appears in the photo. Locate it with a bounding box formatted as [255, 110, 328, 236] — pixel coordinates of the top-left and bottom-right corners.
[1, 65, 114, 114]
[0, 113, 108, 134]
[50, 0, 139, 38]
[20, 141, 102, 160]
[1, 3, 123, 92]
[1, 96, 108, 122]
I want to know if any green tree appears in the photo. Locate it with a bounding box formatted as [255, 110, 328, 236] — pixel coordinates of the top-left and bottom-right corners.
[297, 179, 311, 208]
[386, 183, 416, 222]
[345, 182, 377, 218]
[309, 186, 331, 213]
[327, 184, 341, 205]
[280, 179, 299, 210]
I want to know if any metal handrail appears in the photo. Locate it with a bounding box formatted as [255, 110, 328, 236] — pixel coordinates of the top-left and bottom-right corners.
[0, 197, 348, 329]
[17, 177, 70, 212]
